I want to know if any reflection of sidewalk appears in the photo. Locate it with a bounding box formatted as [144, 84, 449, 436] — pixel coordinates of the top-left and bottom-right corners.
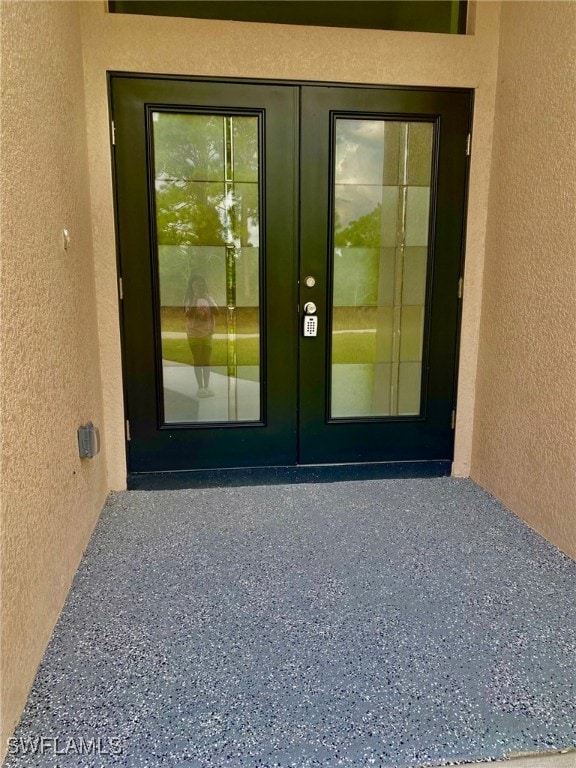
[163, 361, 260, 423]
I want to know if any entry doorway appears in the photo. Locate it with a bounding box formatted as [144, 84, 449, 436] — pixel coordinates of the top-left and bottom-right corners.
[110, 75, 471, 473]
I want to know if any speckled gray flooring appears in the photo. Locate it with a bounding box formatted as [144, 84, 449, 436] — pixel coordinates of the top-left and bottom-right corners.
[4, 479, 576, 768]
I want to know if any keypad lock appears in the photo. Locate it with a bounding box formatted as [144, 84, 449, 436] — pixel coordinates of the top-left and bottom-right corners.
[303, 302, 318, 337]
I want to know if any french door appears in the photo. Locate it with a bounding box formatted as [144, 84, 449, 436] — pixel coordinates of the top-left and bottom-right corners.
[110, 75, 471, 473]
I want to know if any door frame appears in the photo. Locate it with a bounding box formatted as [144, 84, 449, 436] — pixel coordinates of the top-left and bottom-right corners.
[109, 73, 473, 477]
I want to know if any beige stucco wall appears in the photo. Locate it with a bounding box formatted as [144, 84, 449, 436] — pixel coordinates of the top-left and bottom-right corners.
[79, 0, 502, 488]
[0, 1, 108, 755]
[471, 1, 576, 559]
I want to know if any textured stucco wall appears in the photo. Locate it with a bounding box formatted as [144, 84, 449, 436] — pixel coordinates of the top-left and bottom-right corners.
[79, 0, 502, 488]
[472, 2, 576, 559]
[0, 1, 108, 756]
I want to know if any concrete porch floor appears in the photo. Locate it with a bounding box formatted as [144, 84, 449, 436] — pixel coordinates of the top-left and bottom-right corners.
[4, 478, 576, 767]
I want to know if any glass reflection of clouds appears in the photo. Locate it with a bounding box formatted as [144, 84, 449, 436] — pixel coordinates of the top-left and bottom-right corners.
[335, 120, 385, 185]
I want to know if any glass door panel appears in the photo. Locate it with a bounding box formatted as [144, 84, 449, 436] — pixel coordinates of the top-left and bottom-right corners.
[331, 119, 434, 419]
[152, 112, 261, 424]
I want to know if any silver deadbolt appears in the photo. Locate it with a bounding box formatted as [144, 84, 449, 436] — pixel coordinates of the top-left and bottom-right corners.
[303, 301, 317, 315]
[304, 276, 316, 288]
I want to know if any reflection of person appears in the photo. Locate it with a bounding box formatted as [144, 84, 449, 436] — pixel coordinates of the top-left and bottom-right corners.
[184, 274, 218, 398]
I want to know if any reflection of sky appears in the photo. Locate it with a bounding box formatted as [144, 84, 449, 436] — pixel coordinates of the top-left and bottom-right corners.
[335, 120, 386, 228]
[335, 120, 385, 185]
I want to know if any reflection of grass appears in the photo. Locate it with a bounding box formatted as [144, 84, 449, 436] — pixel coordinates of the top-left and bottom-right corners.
[162, 305, 378, 333]
[161, 306, 259, 334]
[162, 337, 259, 367]
[332, 306, 378, 331]
[161, 306, 423, 367]
[163, 331, 422, 366]
[164, 333, 385, 366]
[332, 333, 378, 363]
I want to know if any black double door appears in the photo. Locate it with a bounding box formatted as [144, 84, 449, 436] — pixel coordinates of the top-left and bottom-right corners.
[111, 75, 471, 473]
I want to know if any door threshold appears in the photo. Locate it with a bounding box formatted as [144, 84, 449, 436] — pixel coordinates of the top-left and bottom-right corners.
[127, 460, 451, 490]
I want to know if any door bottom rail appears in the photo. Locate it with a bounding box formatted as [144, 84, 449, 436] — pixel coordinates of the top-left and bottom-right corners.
[127, 460, 451, 490]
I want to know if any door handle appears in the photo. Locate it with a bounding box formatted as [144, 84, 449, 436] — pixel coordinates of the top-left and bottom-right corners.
[302, 302, 318, 337]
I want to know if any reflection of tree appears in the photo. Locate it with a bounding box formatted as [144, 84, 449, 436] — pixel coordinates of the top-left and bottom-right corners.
[334, 203, 381, 248]
[153, 114, 258, 249]
[156, 183, 226, 246]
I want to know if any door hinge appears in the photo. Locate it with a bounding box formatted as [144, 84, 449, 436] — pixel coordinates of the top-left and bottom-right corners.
[451, 410, 456, 430]
[125, 420, 131, 441]
[111, 120, 116, 146]
[118, 277, 123, 300]
[458, 276, 463, 299]
[465, 133, 471, 156]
